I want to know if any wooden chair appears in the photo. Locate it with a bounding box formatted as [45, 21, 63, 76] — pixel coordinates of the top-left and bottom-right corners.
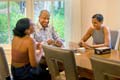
[42, 45, 79, 80]
[0, 47, 11, 80]
[90, 55, 120, 80]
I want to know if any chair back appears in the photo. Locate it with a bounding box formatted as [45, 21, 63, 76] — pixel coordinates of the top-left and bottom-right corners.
[90, 55, 120, 80]
[0, 47, 11, 80]
[110, 30, 120, 50]
[42, 45, 78, 80]
[118, 39, 120, 50]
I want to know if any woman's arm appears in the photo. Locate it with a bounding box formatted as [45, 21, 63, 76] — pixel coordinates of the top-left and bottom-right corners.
[50, 26, 63, 47]
[81, 27, 93, 42]
[104, 26, 111, 47]
[28, 37, 38, 67]
[79, 27, 93, 48]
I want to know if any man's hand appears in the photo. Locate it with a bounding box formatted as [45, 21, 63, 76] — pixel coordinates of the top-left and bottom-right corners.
[47, 39, 54, 45]
[54, 40, 63, 47]
[47, 39, 63, 47]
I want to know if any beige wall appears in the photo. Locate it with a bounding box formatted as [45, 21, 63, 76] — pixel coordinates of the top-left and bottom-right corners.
[81, 0, 107, 33]
[65, 0, 81, 43]
[26, 0, 34, 20]
[81, 0, 120, 34]
[68, 0, 120, 43]
[107, 0, 120, 30]
[80, 0, 108, 43]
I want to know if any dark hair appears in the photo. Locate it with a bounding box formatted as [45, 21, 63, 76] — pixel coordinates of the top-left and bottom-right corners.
[92, 14, 103, 22]
[39, 10, 50, 16]
[13, 18, 30, 37]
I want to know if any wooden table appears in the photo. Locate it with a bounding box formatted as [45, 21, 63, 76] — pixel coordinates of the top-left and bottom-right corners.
[74, 49, 120, 80]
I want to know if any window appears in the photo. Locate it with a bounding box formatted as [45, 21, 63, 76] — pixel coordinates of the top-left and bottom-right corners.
[0, 0, 65, 44]
[34, 0, 65, 39]
[0, 0, 26, 44]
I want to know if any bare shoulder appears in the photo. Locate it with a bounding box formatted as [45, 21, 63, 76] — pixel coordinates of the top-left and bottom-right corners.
[25, 36, 35, 45]
[103, 25, 109, 29]
[87, 26, 94, 33]
[103, 26, 110, 32]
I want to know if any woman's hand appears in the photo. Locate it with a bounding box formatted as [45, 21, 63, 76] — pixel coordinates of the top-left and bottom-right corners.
[78, 41, 83, 47]
[79, 41, 92, 49]
[36, 42, 41, 50]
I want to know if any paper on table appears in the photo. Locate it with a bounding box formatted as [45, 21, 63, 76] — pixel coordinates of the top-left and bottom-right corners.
[77, 47, 85, 53]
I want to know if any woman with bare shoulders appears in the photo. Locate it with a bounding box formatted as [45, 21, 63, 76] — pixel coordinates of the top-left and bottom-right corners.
[11, 18, 51, 80]
[79, 14, 111, 49]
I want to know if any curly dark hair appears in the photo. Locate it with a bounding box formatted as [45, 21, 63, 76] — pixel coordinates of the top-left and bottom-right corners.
[13, 18, 30, 37]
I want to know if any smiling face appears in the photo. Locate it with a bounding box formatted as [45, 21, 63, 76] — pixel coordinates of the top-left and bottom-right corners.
[92, 18, 103, 29]
[39, 10, 50, 28]
[25, 20, 35, 35]
[29, 20, 35, 33]
[92, 14, 104, 30]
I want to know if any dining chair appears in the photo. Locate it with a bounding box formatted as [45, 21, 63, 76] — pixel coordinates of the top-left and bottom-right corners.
[0, 47, 11, 80]
[90, 55, 120, 80]
[118, 40, 120, 50]
[42, 45, 79, 80]
[110, 30, 120, 50]
[117, 31, 120, 50]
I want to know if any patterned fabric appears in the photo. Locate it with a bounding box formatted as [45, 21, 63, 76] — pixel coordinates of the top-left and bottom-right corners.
[32, 22, 61, 42]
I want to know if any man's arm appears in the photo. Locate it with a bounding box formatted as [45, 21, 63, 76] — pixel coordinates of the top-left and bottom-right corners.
[51, 26, 63, 47]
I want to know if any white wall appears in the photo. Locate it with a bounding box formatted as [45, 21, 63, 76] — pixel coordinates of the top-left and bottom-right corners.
[26, 0, 34, 20]
[81, 0, 120, 34]
[81, 0, 107, 33]
[80, 0, 108, 43]
[69, 0, 120, 43]
[106, 0, 120, 30]
[65, 0, 81, 43]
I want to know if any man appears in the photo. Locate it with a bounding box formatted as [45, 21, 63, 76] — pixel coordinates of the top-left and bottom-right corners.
[33, 10, 63, 47]
[32, 10, 64, 72]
